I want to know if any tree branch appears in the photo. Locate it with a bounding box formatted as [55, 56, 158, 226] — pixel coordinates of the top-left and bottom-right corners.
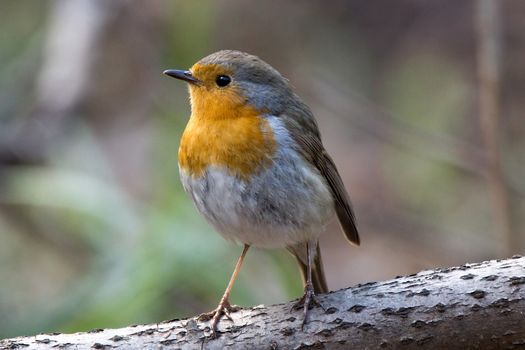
[2, 257, 524, 349]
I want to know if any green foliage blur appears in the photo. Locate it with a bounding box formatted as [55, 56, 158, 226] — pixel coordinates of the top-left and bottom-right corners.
[1, 0, 524, 339]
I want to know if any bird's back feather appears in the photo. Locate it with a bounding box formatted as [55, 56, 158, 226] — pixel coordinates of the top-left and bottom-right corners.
[280, 99, 360, 246]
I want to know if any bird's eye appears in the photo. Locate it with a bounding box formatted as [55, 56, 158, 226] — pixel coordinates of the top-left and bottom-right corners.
[216, 75, 231, 87]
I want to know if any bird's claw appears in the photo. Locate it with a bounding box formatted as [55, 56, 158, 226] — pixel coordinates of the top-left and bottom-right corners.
[199, 299, 240, 337]
[292, 284, 324, 329]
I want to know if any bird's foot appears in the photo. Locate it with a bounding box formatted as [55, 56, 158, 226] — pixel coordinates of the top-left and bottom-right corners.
[292, 283, 324, 329]
[198, 298, 240, 337]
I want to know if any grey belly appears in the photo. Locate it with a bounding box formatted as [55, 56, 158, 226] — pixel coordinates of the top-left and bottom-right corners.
[179, 154, 334, 248]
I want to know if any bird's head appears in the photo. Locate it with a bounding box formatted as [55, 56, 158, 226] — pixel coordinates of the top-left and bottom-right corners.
[164, 50, 292, 119]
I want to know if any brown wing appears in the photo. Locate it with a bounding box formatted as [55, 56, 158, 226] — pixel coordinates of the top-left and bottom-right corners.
[281, 102, 360, 245]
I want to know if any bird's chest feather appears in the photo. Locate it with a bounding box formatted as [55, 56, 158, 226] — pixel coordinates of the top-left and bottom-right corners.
[178, 116, 334, 247]
[178, 107, 276, 181]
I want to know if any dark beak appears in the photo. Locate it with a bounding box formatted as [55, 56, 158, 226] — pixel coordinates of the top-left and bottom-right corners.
[163, 69, 202, 85]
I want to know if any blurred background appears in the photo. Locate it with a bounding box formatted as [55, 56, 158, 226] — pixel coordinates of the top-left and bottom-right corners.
[0, 0, 523, 339]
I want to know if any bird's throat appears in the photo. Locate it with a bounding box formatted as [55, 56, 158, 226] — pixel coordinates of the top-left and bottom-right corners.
[178, 105, 276, 181]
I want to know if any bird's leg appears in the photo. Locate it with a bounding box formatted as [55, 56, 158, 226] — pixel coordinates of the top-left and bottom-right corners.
[199, 244, 250, 335]
[293, 241, 322, 328]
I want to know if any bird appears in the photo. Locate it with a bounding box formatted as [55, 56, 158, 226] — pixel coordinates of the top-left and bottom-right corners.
[163, 50, 359, 334]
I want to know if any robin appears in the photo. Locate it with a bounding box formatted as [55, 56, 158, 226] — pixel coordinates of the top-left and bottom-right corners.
[163, 50, 359, 333]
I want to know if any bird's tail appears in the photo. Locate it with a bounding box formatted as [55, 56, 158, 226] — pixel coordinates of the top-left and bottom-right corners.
[288, 242, 328, 294]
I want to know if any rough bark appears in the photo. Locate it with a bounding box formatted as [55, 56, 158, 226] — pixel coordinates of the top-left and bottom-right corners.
[2, 257, 524, 349]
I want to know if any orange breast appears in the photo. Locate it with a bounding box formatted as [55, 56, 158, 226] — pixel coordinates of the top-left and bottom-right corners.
[179, 105, 276, 181]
